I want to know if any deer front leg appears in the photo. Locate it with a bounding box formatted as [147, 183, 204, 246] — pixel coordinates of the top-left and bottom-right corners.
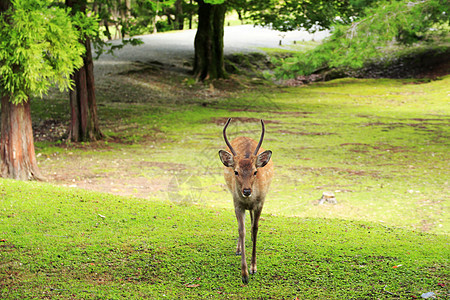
[236, 238, 242, 255]
[235, 208, 249, 284]
[250, 208, 261, 275]
[236, 210, 253, 255]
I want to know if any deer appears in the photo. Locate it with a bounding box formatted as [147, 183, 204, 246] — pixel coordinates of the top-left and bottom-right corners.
[218, 118, 274, 284]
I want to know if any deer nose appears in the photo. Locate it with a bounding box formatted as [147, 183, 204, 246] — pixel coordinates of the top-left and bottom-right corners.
[243, 188, 252, 197]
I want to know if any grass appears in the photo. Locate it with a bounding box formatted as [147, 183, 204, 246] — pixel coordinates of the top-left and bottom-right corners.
[1, 59, 449, 298]
[0, 179, 448, 299]
[36, 74, 447, 234]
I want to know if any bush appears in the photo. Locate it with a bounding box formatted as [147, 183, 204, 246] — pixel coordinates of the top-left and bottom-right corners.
[274, 0, 449, 79]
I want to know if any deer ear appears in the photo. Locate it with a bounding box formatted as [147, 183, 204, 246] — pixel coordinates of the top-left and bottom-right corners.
[256, 150, 272, 168]
[219, 150, 234, 167]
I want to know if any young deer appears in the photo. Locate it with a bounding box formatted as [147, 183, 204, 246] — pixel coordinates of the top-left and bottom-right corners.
[218, 118, 274, 284]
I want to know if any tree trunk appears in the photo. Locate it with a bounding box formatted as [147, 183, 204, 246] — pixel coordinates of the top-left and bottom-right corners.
[174, 0, 184, 30]
[188, 0, 193, 29]
[68, 36, 103, 142]
[152, 8, 158, 34]
[1, 95, 44, 180]
[66, 0, 103, 142]
[193, 0, 227, 81]
[125, 0, 131, 18]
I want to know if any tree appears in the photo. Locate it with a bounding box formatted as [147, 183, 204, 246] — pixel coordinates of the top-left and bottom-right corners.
[192, 0, 371, 81]
[173, 0, 184, 30]
[245, 0, 377, 32]
[193, 0, 227, 80]
[0, 0, 85, 180]
[66, 0, 103, 142]
[272, 0, 450, 79]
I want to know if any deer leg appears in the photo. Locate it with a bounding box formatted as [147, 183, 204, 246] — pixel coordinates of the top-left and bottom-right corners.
[235, 208, 249, 284]
[235, 238, 242, 255]
[235, 211, 243, 255]
[250, 208, 261, 275]
[237, 210, 253, 255]
[249, 210, 254, 241]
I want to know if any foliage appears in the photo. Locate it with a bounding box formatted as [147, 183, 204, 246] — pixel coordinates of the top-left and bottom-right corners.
[71, 10, 100, 40]
[63, 0, 143, 59]
[244, 0, 378, 31]
[203, 0, 226, 4]
[272, 0, 450, 79]
[0, 0, 87, 104]
[92, 34, 144, 59]
[128, 0, 176, 35]
[0, 178, 448, 298]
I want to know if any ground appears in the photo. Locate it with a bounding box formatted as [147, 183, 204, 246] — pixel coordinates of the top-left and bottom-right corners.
[28, 26, 449, 234]
[1, 28, 449, 300]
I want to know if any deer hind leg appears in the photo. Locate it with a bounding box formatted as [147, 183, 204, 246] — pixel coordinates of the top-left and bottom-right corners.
[235, 208, 249, 284]
[250, 208, 262, 275]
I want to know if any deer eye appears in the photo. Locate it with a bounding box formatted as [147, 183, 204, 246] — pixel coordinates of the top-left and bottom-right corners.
[254, 171, 258, 176]
[234, 171, 239, 176]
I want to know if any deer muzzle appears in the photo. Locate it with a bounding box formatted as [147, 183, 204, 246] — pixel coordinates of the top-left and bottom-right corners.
[242, 188, 252, 197]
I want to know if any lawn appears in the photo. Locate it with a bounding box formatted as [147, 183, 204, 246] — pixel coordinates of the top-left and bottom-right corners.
[0, 179, 448, 299]
[1, 70, 448, 298]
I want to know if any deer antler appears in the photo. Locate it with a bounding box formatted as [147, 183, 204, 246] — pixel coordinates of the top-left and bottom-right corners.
[253, 120, 265, 155]
[223, 118, 237, 156]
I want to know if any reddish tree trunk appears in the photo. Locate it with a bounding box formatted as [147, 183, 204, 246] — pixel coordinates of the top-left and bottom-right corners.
[68, 34, 103, 142]
[1, 95, 44, 180]
[66, 0, 103, 142]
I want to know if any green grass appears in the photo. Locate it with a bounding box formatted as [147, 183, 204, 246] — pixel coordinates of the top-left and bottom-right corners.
[51, 75, 447, 234]
[260, 41, 322, 54]
[30, 75, 449, 235]
[0, 179, 448, 299]
[4, 70, 448, 298]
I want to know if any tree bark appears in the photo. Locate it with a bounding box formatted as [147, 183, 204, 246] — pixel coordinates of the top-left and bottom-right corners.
[188, 0, 193, 29]
[193, 0, 227, 81]
[1, 95, 44, 180]
[174, 0, 184, 30]
[68, 36, 103, 142]
[66, 0, 103, 142]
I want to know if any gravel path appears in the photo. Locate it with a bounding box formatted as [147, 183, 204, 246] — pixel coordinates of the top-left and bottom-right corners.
[95, 25, 328, 75]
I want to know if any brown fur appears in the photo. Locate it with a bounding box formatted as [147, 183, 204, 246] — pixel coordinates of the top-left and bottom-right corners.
[219, 133, 274, 284]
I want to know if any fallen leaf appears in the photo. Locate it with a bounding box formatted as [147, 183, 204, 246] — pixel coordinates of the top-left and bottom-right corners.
[185, 284, 200, 288]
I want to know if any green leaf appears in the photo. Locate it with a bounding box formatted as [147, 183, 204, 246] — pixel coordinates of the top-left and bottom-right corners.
[0, 0, 86, 103]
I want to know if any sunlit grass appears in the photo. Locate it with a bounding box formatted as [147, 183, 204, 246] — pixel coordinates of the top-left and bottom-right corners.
[0, 179, 448, 299]
[32, 76, 450, 235]
[3, 72, 449, 298]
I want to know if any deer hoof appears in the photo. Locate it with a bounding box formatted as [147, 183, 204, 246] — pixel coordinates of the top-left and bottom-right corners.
[235, 251, 242, 256]
[241, 275, 249, 284]
[250, 269, 257, 275]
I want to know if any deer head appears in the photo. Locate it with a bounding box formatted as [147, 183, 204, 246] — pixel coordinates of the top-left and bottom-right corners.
[218, 118, 272, 198]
